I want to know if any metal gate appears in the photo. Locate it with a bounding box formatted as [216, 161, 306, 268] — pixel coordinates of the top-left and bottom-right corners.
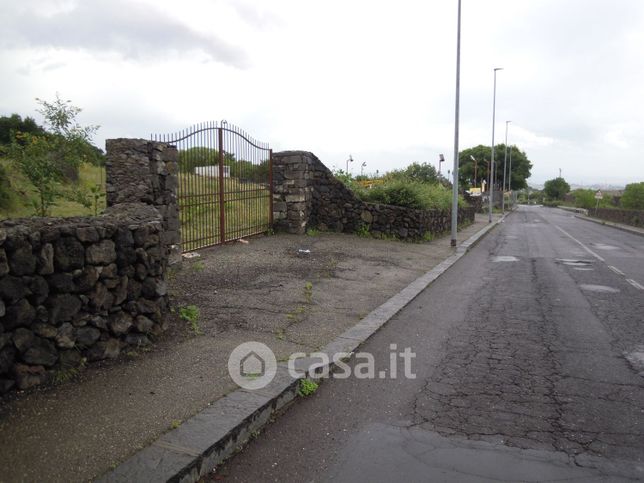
[153, 122, 272, 252]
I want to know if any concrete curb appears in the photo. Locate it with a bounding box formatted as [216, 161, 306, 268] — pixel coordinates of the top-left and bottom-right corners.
[574, 214, 644, 238]
[100, 215, 506, 483]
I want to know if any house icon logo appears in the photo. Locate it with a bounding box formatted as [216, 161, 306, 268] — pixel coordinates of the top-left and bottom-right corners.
[228, 342, 277, 390]
[240, 351, 265, 378]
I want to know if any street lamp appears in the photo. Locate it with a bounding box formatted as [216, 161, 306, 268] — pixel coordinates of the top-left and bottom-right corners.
[346, 155, 353, 174]
[438, 153, 445, 174]
[488, 67, 503, 222]
[450, 0, 462, 247]
[361, 161, 367, 176]
[508, 144, 513, 207]
[502, 120, 511, 213]
[470, 155, 477, 188]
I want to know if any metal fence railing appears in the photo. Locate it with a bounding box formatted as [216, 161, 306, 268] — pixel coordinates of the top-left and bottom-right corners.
[153, 122, 272, 252]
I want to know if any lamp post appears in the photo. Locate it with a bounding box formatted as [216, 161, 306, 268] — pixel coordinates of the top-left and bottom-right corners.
[470, 155, 477, 188]
[502, 120, 511, 213]
[361, 161, 367, 176]
[488, 67, 503, 222]
[346, 155, 353, 174]
[508, 144, 513, 208]
[450, 0, 462, 247]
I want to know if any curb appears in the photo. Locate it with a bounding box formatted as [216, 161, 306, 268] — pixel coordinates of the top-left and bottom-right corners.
[574, 214, 644, 238]
[100, 215, 506, 483]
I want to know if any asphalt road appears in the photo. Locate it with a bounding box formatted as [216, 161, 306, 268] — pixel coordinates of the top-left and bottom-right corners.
[215, 206, 644, 482]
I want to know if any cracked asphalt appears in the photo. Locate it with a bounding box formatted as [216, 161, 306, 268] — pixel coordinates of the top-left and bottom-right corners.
[215, 206, 644, 482]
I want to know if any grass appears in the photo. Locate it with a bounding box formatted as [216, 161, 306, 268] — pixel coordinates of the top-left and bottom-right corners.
[178, 305, 202, 335]
[355, 223, 371, 238]
[0, 159, 106, 219]
[298, 378, 319, 397]
[176, 172, 271, 252]
[304, 281, 313, 304]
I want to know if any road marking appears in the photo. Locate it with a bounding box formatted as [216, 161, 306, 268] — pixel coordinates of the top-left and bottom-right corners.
[608, 265, 625, 276]
[579, 284, 620, 294]
[554, 225, 605, 262]
[626, 279, 644, 290]
[491, 255, 519, 262]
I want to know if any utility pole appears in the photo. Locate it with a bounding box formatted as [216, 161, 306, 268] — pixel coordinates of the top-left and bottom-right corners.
[489, 67, 503, 222]
[450, 0, 462, 247]
[502, 121, 511, 213]
[508, 146, 513, 208]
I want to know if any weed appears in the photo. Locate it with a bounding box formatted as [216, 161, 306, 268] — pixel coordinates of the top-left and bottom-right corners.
[356, 223, 371, 238]
[298, 378, 319, 397]
[306, 227, 320, 236]
[170, 419, 182, 430]
[275, 328, 286, 340]
[422, 231, 435, 242]
[266, 227, 275, 236]
[179, 305, 202, 335]
[191, 260, 205, 272]
[304, 281, 313, 303]
[53, 357, 87, 385]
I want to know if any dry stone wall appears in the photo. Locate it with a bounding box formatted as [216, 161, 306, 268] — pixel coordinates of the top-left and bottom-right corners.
[272, 151, 475, 238]
[593, 207, 644, 228]
[0, 139, 178, 394]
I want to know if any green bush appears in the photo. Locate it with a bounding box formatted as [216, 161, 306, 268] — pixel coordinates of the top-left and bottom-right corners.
[621, 182, 644, 210]
[0, 164, 13, 210]
[572, 189, 596, 210]
[360, 180, 462, 211]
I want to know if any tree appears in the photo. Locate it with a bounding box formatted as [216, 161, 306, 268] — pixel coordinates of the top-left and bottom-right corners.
[384, 162, 440, 185]
[9, 95, 101, 216]
[543, 177, 570, 201]
[572, 189, 596, 209]
[0, 114, 46, 145]
[35, 95, 101, 181]
[458, 144, 532, 191]
[621, 182, 644, 210]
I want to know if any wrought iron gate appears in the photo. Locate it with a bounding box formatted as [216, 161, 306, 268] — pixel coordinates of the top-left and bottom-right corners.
[153, 122, 272, 252]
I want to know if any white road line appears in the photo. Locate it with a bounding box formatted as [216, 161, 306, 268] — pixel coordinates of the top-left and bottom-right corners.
[626, 279, 644, 290]
[554, 225, 605, 262]
[609, 265, 625, 276]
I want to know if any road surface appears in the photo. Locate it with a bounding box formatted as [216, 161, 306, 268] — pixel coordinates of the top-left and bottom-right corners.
[215, 206, 644, 482]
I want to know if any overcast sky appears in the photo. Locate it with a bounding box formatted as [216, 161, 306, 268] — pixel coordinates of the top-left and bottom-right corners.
[2, 0, 643, 186]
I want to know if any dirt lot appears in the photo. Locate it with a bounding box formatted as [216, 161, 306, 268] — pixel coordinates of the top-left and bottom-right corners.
[0, 218, 490, 482]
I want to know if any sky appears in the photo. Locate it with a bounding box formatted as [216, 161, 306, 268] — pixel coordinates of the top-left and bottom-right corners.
[1, 0, 644, 187]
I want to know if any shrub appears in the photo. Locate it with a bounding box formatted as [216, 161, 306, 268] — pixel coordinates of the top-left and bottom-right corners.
[359, 180, 462, 211]
[0, 164, 13, 210]
[621, 182, 644, 210]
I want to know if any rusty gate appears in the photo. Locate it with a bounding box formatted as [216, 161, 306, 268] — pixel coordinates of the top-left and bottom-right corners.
[153, 122, 272, 252]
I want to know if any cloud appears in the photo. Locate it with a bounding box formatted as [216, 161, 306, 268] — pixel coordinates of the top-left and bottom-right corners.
[0, 0, 248, 67]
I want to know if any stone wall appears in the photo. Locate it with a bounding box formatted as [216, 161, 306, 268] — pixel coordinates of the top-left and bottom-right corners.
[273, 151, 475, 239]
[593, 207, 644, 228]
[0, 139, 178, 393]
[106, 139, 181, 264]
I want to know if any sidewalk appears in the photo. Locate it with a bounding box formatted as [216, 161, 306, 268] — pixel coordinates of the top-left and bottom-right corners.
[0, 214, 501, 482]
[574, 213, 644, 237]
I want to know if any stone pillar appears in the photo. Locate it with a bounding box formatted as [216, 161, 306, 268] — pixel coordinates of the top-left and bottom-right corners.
[105, 139, 181, 264]
[271, 151, 315, 234]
